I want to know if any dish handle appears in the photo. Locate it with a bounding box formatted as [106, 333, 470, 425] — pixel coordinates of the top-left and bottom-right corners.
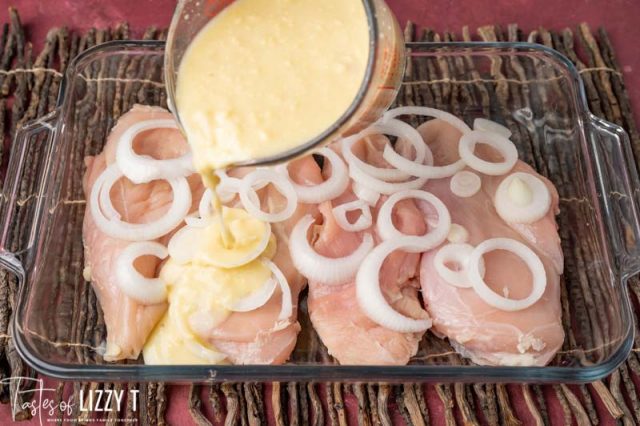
[589, 115, 640, 278]
[0, 111, 59, 278]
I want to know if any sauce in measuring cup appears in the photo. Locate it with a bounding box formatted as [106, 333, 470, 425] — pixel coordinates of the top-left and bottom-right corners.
[176, 0, 369, 171]
[168, 0, 405, 171]
[166, 0, 404, 244]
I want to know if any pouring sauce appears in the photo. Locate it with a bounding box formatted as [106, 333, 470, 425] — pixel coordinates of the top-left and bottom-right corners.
[144, 0, 370, 363]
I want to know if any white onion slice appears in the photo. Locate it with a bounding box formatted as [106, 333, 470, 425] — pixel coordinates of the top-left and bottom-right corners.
[115, 119, 194, 184]
[231, 278, 277, 312]
[90, 164, 192, 241]
[264, 260, 292, 322]
[356, 239, 432, 332]
[473, 118, 512, 138]
[380, 118, 465, 180]
[216, 170, 243, 204]
[382, 106, 472, 135]
[198, 189, 215, 219]
[494, 172, 552, 224]
[450, 170, 482, 198]
[352, 182, 380, 206]
[167, 225, 199, 264]
[280, 148, 349, 203]
[99, 165, 124, 220]
[115, 241, 168, 304]
[168, 220, 271, 268]
[458, 130, 518, 176]
[239, 169, 297, 222]
[377, 190, 451, 252]
[349, 161, 427, 195]
[340, 119, 427, 182]
[434, 243, 485, 288]
[383, 143, 465, 179]
[289, 215, 374, 285]
[468, 238, 547, 311]
[447, 224, 469, 243]
[198, 172, 267, 220]
[332, 200, 372, 232]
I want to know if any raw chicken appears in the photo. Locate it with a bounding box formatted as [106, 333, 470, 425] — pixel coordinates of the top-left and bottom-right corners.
[206, 155, 324, 364]
[83, 105, 203, 361]
[418, 119, 564, 366]
[307, 139, 430, 365]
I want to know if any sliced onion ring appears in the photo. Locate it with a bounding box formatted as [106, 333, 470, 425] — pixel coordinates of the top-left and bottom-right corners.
[332, 200, 372, 232]
[99, 165, 124, 220]
[494, 172, 552, 224]
[468, 238, 547, 311]
[447, 223, 469, 243]
[215, 170, 243, 204]
[115, 241, 168, 305]
[352, 182, 380, 205]
[264, 260, 292, 322]
[450, 170, 481, 198]
[341, 119, 428, 182]
[289, 215, 374, 286]
[280, 148, 349, 203]
[458, 130, 518, 176]
[473, 118, 512, 138]
[197, 173, 268, 222]
[115, 119, 194, 184]
[168, 219, 271, 268]
[349, 161, 427, 195]
[434, 243, 485, 288]
[230, 278, 277, 313]
[90, 164, 192, 241]
[383, 143, 464, 179]
[356, 238, 432, 332]
[198, 189, 215, 219]
[382, 106, 472, 135]
[380, 118, 464, 179]
[377, 189, 451, 252]
[167, 225, 199, 264]
[239, 169, 297, 222]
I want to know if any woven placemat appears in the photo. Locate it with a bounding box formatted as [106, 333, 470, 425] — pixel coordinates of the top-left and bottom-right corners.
[1, 6, 640, 425]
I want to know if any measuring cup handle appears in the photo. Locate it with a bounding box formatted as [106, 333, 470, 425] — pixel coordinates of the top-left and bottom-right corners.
[588, 114, 640, 278]
[0, 111, 59, 277]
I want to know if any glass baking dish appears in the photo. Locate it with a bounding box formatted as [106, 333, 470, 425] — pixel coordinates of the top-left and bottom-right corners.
[1, 40, 639, 383]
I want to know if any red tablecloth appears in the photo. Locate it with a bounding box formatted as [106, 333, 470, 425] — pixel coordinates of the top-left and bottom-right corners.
[1, 0, 639, 424]
[3, 0, 640, 125]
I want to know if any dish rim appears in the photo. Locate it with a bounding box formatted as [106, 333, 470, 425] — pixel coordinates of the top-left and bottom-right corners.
[4, 39, 635, 382]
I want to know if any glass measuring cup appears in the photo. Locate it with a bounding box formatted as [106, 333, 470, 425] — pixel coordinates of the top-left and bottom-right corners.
[164, 0, 406, 168]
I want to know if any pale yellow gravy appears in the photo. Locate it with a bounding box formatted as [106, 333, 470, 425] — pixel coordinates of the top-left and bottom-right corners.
[143, 208, 276, 364]
[176, 0, 370, 171]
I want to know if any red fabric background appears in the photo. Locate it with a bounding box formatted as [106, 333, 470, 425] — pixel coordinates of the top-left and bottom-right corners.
[2, 0, 639, 123]
[0, 0, 638, 424]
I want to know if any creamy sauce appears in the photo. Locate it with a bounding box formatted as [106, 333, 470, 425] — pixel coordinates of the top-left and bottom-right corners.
[143, 208, 276, 364]
[176, 0, 370, 171]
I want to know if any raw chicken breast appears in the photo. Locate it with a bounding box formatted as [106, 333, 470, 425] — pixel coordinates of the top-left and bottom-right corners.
[307, 140, 430, 365]
[418, 119, 564, 366]
[83, 105, 203, 361]
[207, 156, 324, 364]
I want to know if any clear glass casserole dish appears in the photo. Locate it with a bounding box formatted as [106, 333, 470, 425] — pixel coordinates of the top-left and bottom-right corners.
[1, 40, 639, 383]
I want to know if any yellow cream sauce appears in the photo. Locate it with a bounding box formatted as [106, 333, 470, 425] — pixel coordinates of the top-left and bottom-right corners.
[143, 208, 276, 364]
[175, 0, 369, 171]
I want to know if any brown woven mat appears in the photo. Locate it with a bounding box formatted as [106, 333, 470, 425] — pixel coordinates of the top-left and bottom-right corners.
[2, 6, 640, 424]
